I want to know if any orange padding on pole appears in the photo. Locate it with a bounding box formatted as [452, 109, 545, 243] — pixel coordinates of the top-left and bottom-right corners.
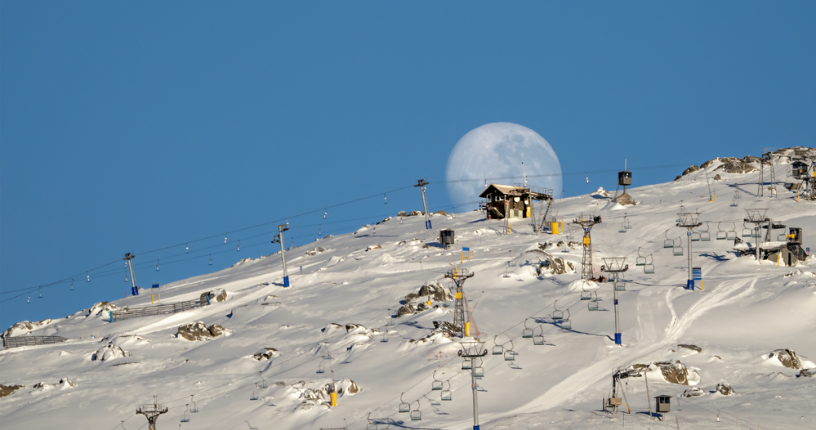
[463, 293, 481, 337]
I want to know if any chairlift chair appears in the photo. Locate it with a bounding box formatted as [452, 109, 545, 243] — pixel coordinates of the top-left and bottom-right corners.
[673, 238, 684, 256]
[190, 396, 199, 413]
[588, 292, 599, 311]
[624, 215, 632, 229]
[742, 223, 752, 237]
[691, 231, 701, 242]
[316, 361, 325, 374]
[552, 300, 564, 321]
[462, 359, 472, 370]
[492, 336, 504, 355]
[431, 371, 443, 391]
[644, 263, 655, 274]
[410, 401, 421, 421]
[700, 223, 711, 241]
[181, 405, 191, 423]
[619, 222, 627, 234]
[441, 381, 452, 401]
[716, 222, 727, 240]
[472, 359, 485, 377]
[398, 393, 410, 413]
[560, 309, 572, 330]
[664, 231, 674, 248]
[504, 341, 516, 361]
[731, 197, 739, 207]
[615, 281, 626, 292]
[522, 318, 534, 338]
[250, 384, 259, 401]
[533, 325, 546, 345]
[636, 247, 646, 266]
[580, 290, 592, 300]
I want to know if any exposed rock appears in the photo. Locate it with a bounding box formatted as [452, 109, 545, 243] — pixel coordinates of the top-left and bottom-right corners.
[345, 323, 367, 332]
[408, 211, 424, 216]
[397, 211, 407, 217]
[396, 304, 416, 317]
[700, 159, 718, 169]
[714, 157, 758, 174]
[538, 254, 576, 275]
[799, 368, 816, 378]
[209, 288, 228, 303]
[177, 322, 230, 341]
[321, 323, 343, 333]
[0, 384, 23, 398]
[417, 282, 454, 302]
[590, 187, 609, 198]
[93, 343, 126, 362]
[683, 165, 700, 176]
[714, 174, 722, 181]
[682, 387, 705, 397]
[253, 348, 279, 361]
[398, 238, 424, 246]
[613, 192, 636, 206]
[305, 247, 326, 256]
[432, 321, 458, 336]
[655, 361, 700, 385]
[433, 210, 447, 216]
[416, 302, 430, 312]
[88, 302, 117, 316]
[674, 175, 683, 181]
[769, 349, 804, 369]
[366, 244, 382, 251]
[678, 344, 702, 353]
[3, 319, 54, 338]
[716, 382, 736, 396]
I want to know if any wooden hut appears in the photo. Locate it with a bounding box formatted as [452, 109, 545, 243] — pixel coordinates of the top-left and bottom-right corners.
[479, 184, 552, 220]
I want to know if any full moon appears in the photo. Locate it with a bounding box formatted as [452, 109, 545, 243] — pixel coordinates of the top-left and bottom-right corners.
[445, 123, 562, 209]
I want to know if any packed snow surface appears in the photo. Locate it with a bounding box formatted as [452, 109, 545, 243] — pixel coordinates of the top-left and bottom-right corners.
[1, 158, 815, 429]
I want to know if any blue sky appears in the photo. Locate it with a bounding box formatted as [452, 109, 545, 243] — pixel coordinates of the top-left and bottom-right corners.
[1, 1, 814, 329]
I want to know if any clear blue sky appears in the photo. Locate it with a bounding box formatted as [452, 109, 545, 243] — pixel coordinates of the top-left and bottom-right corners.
[1, 2, 814, 329]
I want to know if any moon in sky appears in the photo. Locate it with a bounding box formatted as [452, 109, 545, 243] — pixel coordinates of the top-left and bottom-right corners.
[445, 123, 562, 209]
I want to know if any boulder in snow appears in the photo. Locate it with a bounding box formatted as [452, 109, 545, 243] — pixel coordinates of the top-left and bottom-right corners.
[682, 387, 705, 397]
[88, 302, 116, 316]
[93, 343, 127, 362]
[396, 304, 416, 317]
[716, 382, 736, 396]
[3, 319, 54, 338]
[799, 368, 816, 378]
[253, 348, 279, 361]
[654, 361, 701, 386]
[177, 322, 230, 341]
[590, 187, 609, 198]
[767, 349, 810, 369]
[677, 344, 702, 354]
[0, 384, 23, 398]
[305, 247, 325, 256]
[408, 211, 423, 216]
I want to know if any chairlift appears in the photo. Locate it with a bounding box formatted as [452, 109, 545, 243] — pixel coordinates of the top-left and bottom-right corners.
[209, 255, 212, 265]
[552, 300, 564, 321]
[716, 222, 727, 240]
[492, 335, 504, 355]
[431, 371, 443, 391]
[504, 340, 516, 361]
[380, 330, 388, 343]
[580, 290, 592, 300]
[186, 243, 189, 254]
[673, 239, 684, 256]
[462, 359, 472, 370]
[635, 247, 646, 266]
[258, 372, 267, 388]
[316, 361, 325, 374]
[410, 401, 421, 421]
[250, 383, 259, 401]
[87, 272, 90, 282]
[190, 395, 199, 413]
[39, 289, 43, 299]
[27, 296, 30, 303]
[441, 380, 452, 401]
[742, 222, 752, 237]
[691, 232, 701, 242]
[585, 173, 589, 184]
[156, 259, 160, 271]
[125, 274, 128, 283]
[734, 190, 741, 199]
[237, 240, 241, 252]
[560, 309, 572, 330]
[588, 292, 599, 311]
[181, 405, 191, 423]
[324, 209, 327, 219]
[384, 194, 388, 204]
[751, 228, 761, 239]
[624, 214, 632, 229]
[731, 197, 739, 207]
[398, 393, 410, 413]
[644, 254, 655, 274]
[615, 281, 626, 292]
[70, 279, 74, 291]
[473, 364, 485, 377]
[522, 318, 534, 338]
[533, 325, 546, 345]
[664, 230, 675, 248]
[700, 223, 711, 241]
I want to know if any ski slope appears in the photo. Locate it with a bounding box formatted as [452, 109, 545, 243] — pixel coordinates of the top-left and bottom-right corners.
[1, 154, 815, 430]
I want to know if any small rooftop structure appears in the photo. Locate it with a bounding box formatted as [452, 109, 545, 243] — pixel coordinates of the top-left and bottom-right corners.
[479, 184, 551, 220]
[654, 394, 672, 413]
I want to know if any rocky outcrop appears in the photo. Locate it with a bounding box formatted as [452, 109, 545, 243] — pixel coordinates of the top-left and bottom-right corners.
[88, 302, 116, 316]
[177, 322, 230, 341]
[799, 368, 815, 378]
[682, 387, 705, 397]
[305, 247, 325, 256]
[677, 344, 702, 354]
[396, 304, 416, 317]
[366, 244, 382, 251]
[716, 382, 736, 396]
[93, 343, 126, 362]
[768, 349, 805, 369]
[0, 384, 23, 398]
[408, 211, 424, 216]
[397, 211, 408, 217]
[3, 319, 53, 338]
[433, 210, 447, 216]
[714, 157, 758, 174]
[683, 165, 700, 176]
[416, 282, 454, 302]
[613, 192, 636, 206]
[253, 348, 279, 361]
[655, 361, 700, 385]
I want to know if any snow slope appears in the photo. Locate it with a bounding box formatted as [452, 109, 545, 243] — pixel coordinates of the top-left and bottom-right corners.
[1, 155, 816, 430]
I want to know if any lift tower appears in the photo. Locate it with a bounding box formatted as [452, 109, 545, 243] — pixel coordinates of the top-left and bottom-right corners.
[415, 179, 432, 230]
[459, 341, 488, 430]
[123, 252, 138, 296]
[677, 212, 702, 290]
[573, 214, 601, 280]
[136, 396, 168, 430]
[601, 257, 628, 345]
[271, 223, 290, 287]
[744, 209, 769, 261]
[445, 267, 474, 338]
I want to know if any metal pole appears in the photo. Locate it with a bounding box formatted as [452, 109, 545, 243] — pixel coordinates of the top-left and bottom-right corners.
[614, 273, 621, 344]
[124, 253, 138, 295]
[687, 230, 693, 290]
[471, 357, 480, 430]
[278, 225, 289, 287]
[416, 179, 432, 230]
[755, 226, 760, 261]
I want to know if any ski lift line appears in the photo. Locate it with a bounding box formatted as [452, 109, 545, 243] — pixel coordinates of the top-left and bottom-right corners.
[435, 163, 694, 185]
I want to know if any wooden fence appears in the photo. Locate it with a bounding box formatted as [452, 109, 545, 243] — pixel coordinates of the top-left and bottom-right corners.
[109, 294, 211, 322]
[4, 336, 68, 349]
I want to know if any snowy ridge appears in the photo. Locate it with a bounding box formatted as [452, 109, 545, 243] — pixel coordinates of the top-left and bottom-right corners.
[1, 155, 815, 429]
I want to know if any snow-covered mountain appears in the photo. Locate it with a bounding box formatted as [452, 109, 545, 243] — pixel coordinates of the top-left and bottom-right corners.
[2, 149, 815, 430]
